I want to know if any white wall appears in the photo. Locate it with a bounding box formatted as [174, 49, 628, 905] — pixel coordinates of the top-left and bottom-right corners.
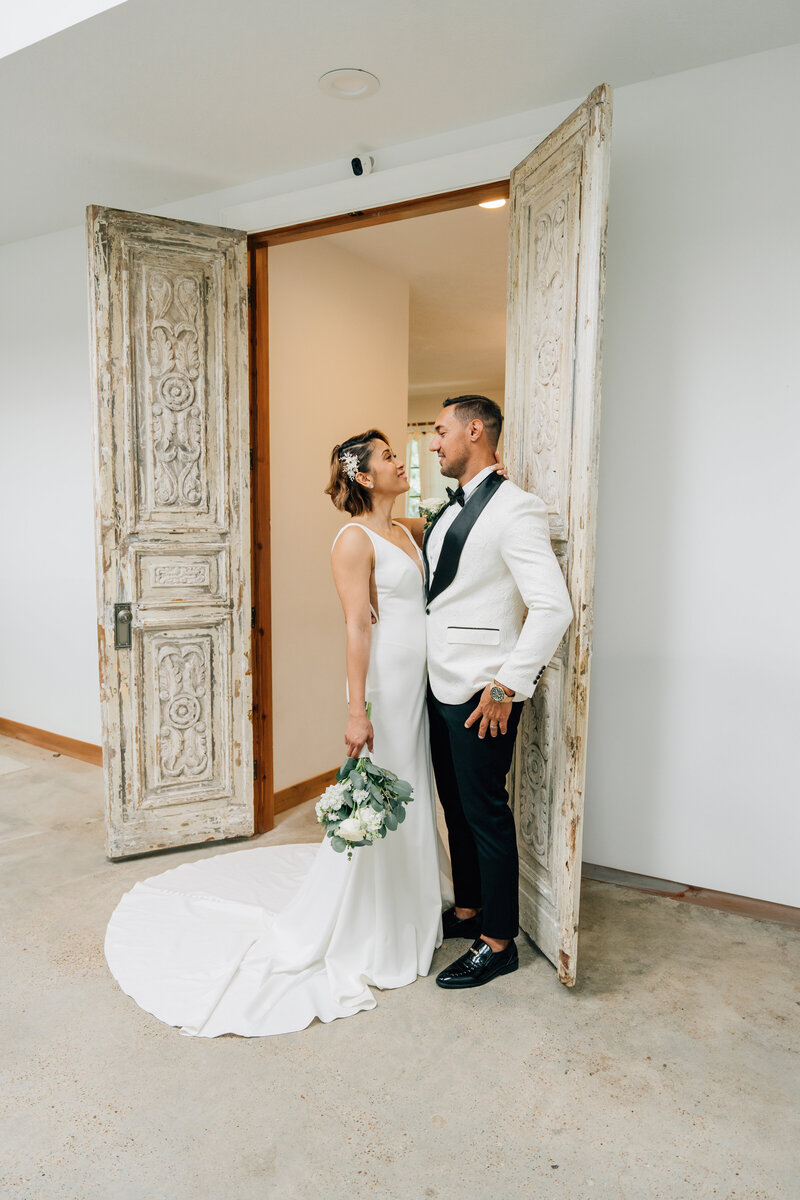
[0, 226, 100, 742]
[0, 42, 798, 903]
[583, 47, 800, 906]
[268, 240, 409, 790]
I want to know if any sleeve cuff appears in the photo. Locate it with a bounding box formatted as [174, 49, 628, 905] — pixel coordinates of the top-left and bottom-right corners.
[496, 662, 548, 702]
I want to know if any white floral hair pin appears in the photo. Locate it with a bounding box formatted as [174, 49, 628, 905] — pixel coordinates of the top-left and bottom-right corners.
[339, 450, 359, 481]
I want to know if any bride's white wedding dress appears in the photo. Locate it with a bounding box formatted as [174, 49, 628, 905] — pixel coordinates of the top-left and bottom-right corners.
[104, 521, 449, 1037]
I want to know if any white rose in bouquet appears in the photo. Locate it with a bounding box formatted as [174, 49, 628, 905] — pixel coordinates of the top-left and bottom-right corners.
[337, 815, 367, 843]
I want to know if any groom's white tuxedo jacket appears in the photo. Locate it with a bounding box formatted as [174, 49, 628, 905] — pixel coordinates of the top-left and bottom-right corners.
[423, 472, 573, 705]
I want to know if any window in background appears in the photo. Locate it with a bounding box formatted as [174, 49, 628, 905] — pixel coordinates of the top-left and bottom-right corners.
[406, 437, 421, 517]
[405, 423, 449, 517]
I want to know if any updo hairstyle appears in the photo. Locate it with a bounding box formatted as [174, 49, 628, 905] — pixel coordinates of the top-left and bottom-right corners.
[325, 429, 389, 517]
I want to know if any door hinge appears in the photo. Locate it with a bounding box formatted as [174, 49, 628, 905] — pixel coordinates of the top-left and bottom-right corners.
[250, 448, 254, 470]
[251, 606, 256, 629]
[253, 760, 258, 781]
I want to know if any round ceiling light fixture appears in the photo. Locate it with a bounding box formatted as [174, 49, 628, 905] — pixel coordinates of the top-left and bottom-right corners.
[319, 68, 380, 99]
[479, 198, 507, 209]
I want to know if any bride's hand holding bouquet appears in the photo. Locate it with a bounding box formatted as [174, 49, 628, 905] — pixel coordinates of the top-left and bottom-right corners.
[345, 708, 374, 758]
[318, 703, 415, 860]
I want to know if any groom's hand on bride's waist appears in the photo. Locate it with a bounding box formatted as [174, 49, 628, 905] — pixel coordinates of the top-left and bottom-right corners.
[465, 681, 515, 740]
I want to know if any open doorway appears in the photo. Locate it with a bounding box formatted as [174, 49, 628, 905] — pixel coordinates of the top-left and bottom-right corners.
[260, 191, 510, 819]
[327, 202, 509, 517]
[88, 86, 609, 981]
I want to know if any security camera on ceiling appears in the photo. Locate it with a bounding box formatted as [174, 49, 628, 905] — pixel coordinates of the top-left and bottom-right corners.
[350, 154, 374, 177]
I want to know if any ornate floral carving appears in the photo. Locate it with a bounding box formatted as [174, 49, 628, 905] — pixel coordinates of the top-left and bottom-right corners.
[152, 562, 211, 588]
[156, 640, 211, 780]
[146, 270, 207, 511]
[517, 680, 555, 865]
[526, 191, 570, 507]
[159, 373, 195, 412]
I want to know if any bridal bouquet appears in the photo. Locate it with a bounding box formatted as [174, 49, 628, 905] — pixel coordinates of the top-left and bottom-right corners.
[316, 754, 414, 861]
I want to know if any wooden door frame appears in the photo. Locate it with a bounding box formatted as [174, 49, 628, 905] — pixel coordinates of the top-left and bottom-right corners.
[247, 179, 510, 832]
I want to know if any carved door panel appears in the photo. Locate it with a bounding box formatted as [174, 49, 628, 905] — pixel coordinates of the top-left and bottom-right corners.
[87, 208, 253, 858]
[504, 86, 612, 984]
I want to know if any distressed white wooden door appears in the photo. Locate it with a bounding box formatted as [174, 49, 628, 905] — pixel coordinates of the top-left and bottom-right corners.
[87, 207, 253, 859]
[504, 85, 612, 984]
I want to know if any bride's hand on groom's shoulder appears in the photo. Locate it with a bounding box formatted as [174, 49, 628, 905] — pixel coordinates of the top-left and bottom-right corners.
[345, 712, 374, 758]
[493, 450, 510, 480]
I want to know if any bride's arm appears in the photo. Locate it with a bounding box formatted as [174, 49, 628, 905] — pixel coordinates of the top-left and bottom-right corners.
[393, 516, 425, 548]
[331, 528, 375, 757]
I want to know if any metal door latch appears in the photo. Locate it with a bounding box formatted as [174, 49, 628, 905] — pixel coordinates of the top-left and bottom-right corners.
[114, 603, 133, 649]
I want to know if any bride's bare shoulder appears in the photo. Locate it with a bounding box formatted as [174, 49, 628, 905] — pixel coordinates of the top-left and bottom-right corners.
[331, 523, 373, 564]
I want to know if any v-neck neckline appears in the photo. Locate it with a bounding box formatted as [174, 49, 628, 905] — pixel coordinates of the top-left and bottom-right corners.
[358, 522, 424, 581]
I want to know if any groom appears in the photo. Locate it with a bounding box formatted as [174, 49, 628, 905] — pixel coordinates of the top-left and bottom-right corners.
[423, 396, 573, 988]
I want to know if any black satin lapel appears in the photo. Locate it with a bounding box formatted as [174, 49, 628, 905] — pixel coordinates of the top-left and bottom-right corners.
[426, 472, 505, 606]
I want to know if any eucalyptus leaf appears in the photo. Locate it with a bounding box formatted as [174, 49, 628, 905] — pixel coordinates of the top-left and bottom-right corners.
[384, 812, 398, 832]
[331, 837, 346, 853]
[337, 757, 357, 782]
[395, 805, 406, 823]
[370, 796, 383, 812]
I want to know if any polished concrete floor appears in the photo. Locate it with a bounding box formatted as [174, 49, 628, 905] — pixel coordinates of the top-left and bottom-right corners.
[1, 733, 798, 1200]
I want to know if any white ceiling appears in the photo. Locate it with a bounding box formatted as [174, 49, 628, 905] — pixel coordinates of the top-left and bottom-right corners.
[0, 1, 128, 61]
[2, 0, 799, 245]
[329, 204, 509, 398]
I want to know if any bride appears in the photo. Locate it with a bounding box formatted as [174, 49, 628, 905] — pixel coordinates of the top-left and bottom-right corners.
[104, 428, 467, 1038]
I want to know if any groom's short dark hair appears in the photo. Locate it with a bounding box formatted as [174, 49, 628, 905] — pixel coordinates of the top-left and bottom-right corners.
[443, 395, 503, 449]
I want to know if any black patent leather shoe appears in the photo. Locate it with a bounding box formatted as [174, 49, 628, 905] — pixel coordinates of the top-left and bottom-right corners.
[435, 937, 519, 989]
[441, 907, 482, 940]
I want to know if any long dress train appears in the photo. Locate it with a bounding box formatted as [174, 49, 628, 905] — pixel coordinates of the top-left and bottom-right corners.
[104, 521, 449, 1037]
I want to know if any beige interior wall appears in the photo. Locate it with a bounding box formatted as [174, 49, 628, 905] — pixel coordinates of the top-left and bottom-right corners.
[268, 239, 410, 791]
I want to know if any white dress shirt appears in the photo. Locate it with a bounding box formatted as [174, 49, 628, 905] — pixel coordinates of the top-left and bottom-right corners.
[426, 465, 497, 578]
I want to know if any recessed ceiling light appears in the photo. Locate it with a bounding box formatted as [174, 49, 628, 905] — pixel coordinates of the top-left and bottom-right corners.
[479, 199, 507, 209]
[319, 69, 380, 100]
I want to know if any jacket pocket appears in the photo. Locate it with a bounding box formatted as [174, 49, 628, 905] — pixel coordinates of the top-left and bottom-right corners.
[446, 626, 500, 646]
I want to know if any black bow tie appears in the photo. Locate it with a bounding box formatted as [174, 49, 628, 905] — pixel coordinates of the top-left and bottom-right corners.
[446, 485, 465, 507]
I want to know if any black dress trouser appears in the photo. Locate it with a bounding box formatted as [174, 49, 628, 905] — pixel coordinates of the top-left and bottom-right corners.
[427, 684, 523, 940]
